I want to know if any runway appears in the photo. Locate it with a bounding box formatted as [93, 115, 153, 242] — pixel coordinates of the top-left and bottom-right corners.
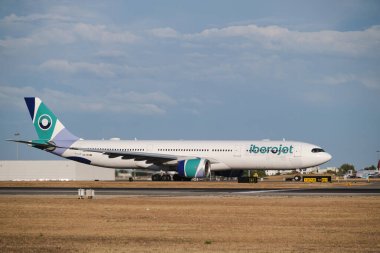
[1, 186, 380, 196]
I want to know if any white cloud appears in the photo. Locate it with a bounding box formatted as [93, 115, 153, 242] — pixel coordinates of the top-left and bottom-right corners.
[0, 85, 177, 115]
[95, 50, 127, 58]
[148, 24, 380, 58]
[148, 27, 179, 38]
[321, 74, 356, 86]
[73, 23, 138, 43]
[0, 20, 138, 49]
[321, 74, 380, 90]
[108, 91, 177, 105]
[0, 27, 76, 48]
[2, 13, 72, 23]
[302, 91, 333, 105]
[0, 85, 37, 110]
[39, 59, 116, 78]
[2, 14, 378, 60]
[359, 77, 380, 90]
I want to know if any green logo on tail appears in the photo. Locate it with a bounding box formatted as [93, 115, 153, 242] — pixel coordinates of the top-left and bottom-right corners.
[25, 97, 78, 141]
[33, 101, 57, 140]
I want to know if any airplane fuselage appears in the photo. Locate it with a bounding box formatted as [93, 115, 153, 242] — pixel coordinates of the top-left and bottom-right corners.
[53, 139, 331, 171]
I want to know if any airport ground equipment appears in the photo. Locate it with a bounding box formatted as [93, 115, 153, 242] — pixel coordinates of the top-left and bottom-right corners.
[294, 175, 302, 181]
[78, 188, 95, 199]
[286, 175, 332, 182]
[302, 175, 331, 183]
[78, 188, 85, 199]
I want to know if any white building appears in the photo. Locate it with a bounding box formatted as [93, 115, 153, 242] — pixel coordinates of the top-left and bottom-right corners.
[0, 160, 115, 181]
[265, 166, 320, 176]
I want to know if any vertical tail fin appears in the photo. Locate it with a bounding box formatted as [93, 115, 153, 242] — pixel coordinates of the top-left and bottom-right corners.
[24, 97, 79, 141]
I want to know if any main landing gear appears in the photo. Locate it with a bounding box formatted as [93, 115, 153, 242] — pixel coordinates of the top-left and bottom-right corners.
[151, 174, 192, 181]
[151, 174, 172, 181]
[172, 174, 192, 181]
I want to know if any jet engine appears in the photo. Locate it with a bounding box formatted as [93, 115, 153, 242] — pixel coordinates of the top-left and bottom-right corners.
[177, 158, 210, 178]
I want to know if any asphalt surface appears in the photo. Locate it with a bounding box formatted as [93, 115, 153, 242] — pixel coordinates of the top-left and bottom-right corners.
[1, 185, 380, 196]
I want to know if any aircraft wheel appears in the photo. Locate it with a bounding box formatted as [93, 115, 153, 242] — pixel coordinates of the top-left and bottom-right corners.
[152, 174, 162, 181]
[172, 174, 181, 181]
[163, 175, 171, 181]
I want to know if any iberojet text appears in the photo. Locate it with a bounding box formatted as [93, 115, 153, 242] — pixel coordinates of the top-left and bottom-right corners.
[249, 144, 294, 155]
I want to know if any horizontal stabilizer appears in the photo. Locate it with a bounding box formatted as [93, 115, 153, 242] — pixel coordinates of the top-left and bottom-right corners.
[6, 139, 61, 150]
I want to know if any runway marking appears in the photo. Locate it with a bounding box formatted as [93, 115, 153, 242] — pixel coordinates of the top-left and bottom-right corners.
[235, 189, 293, 194]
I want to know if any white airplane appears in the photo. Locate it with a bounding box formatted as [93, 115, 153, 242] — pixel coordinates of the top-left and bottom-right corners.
[9, 97, 332, 181]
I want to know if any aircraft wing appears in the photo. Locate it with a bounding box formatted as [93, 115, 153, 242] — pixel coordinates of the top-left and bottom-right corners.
[68, 146, 219, 165]
[8, 139, 220, 165]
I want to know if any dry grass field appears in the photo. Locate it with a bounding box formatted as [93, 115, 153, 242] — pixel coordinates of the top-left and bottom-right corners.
[1, 196, 379, 253]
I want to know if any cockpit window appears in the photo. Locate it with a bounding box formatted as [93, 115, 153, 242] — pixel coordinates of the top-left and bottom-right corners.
[311, 148, 325, 153]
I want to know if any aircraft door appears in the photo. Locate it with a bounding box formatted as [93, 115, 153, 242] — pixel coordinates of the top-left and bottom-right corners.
[233, 146, 241, 157]
[146, 145, 153, 152]
[293, 145, 302, 157]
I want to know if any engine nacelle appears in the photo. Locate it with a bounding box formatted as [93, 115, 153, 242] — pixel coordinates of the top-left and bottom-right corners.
[177, 158, 210, 178]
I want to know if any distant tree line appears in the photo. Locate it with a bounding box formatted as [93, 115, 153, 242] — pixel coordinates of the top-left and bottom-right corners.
[336, 163, 378, 176]
[337, 164, 355, 176]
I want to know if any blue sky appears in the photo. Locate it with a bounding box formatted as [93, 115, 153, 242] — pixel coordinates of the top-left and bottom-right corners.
[0, 0, 379, 169]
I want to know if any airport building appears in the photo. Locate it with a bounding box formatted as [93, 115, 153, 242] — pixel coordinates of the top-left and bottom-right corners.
[265, 166, 320, 176]
[0, 160, 115, 181]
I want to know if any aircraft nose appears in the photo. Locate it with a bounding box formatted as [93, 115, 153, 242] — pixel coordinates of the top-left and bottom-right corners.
[324, 152, 332, 162]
